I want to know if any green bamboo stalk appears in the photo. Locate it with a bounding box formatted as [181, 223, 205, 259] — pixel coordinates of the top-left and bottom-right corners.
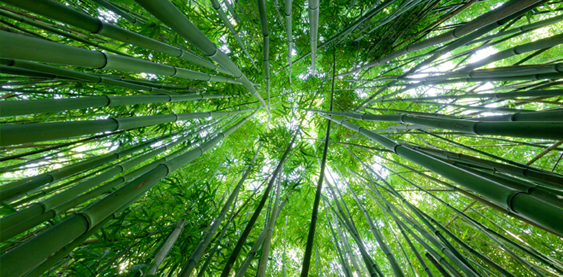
[470, 208, 563, 274]
[325, 179, 384, 277]
[386, 166, 518, 276]
[335, 213, 363, 277]
[379, 64, 563, 85]
[147, 219, 187, 274]
[0, 93, 227, 117]
[300, 49, 335, 277]
[313, 109, 563, 140]
[425, 252, 452, 277]
[235, 197, 288, 277]
[285, 0, 293, 83]
[0, 132, 119, 163]
[373, 159, 553, 276]
[324, 114, 563, 235]
[195, 191, 239, 277]
[256, 178, 282, 277]
[371, 185, 464, 277]
[21, 215, 114, 277]
[0, 135, 160, 201]
[384, 88, 563, 102]
[361, 72, 563, 107]
[257, 0, 271, 110]
[0, 9, 126, 56]
[356, 146, 563, 237]
[0, 0, 227, 73]
[0, 31, 238, 83]
[178, 143, 262, 276]
[417, 147, 563, 189]
[209, 0, 258, 70]
[423, 212, 516, 277]
[345, 176, 405, 277]
[323, 203, 354, 277]
[396, 223, 434, 277]
[133, 0, 270, 115]
[0, 109, 257, 277]
[309, 0, 319, 73]
[349, 152, 481, 276]
[0, 58, 193, 95]
[462, 33, 563, 72]
[234, 229, 268, 277]
[0, 109, 248, 146]
[0, 119, 229, 242]
[220, 131, 297, 277]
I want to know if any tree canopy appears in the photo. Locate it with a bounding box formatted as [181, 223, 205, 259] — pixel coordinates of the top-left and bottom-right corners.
[0, 0, 563, 276]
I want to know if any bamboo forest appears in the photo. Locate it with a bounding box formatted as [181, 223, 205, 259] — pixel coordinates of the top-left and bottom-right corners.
[2, 0, 563, 276]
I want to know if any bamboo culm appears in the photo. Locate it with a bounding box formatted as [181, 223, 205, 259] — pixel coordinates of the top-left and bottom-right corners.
[0, 118, 231, 243]
[178, 143, 262, 277]
[0, 109, 249, 146]
[0, 32, 239, 84]
[0, 110, 257, 277]
[0, 0, 227, 73]
[133, 0, 270, 115]
[220, 131, 298, 277]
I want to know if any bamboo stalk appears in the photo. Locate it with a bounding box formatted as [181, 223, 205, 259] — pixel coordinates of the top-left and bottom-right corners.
[220, 131, 298, 277]
[0, 109, 248, 146]
[0, 110, 258, 277]
[0, 93, 227, 117]
[178, 143, 262, 276]
[147, 219, 186, 274]
[133, 0, 270, 115]
[0, 0, 226, 73]
[0, 32, 238, 84]
[312, 109, 563, 140]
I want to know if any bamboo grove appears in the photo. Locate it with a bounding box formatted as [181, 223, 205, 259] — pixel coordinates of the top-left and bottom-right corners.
[0, 0, 562, 276]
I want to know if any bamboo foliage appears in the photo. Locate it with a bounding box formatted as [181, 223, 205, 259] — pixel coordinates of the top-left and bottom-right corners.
[1, 0, 563, 276]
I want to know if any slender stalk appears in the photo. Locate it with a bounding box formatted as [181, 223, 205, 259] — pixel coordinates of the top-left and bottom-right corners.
[220, 131, 298, 277]
[178, 143, 262, 276]
[147, 219, 187, 275]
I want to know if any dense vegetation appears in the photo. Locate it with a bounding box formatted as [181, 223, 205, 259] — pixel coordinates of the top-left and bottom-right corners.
[0, 0, 562, 276]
